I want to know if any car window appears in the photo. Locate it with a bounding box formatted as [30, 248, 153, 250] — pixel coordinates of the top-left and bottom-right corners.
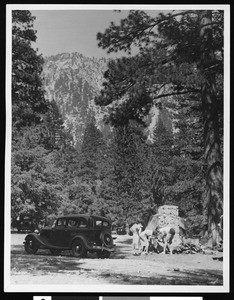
[95, 220, 102, 227]
[78, 218, 88, 228]
[95, 220, 110, 227]
[67, 219, 78, 227]
[56, 218, 66, 227]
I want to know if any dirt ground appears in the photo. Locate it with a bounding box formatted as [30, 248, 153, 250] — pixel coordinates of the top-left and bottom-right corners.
[10, 233, 223, 286]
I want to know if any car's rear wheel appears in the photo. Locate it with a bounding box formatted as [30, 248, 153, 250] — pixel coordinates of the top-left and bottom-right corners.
[50, 249, 62, 256]
[71, 239, 87, 258]
[24, 236, 39, 254]
[97, 250, 111, 259]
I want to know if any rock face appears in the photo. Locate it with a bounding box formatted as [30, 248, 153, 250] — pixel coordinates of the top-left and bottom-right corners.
[42, 52, 171, 149]
[42, 52, 110, 149]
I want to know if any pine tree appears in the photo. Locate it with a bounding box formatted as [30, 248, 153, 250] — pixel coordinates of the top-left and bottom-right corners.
[199, 10, 223, 245]
[78, 116, 106, 186]
[98, 121, 152, 226]
[12, 10, 48, 130]
[43, 99, 72, 150]
[165, 94, 206, 236]
[146, 107, 174, 207]
[11, 11, 70, 224]
[95, 10, 224, 245]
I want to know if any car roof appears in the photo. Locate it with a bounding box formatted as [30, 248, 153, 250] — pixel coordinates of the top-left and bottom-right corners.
[57, 214, 111, 222]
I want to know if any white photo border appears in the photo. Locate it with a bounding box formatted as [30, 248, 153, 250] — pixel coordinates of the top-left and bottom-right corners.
[5, 3, 230, 293]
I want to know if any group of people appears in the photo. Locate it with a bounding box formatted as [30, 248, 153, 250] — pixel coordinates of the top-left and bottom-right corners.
[130, 220, 176, 256]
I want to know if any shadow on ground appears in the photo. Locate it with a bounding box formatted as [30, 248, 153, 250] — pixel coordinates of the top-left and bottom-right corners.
[11, 247, 87, 274]
[116, 238, 133, 245]
[100, 268, 223, 285]
[11, 231, 133, 258]
[11, 244, 128, 259]
[11, 234, 223, 285]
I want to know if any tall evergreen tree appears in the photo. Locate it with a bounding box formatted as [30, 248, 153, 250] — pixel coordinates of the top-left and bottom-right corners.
[199, 10, 223, 245]
[11, 11, 71, 224]
[98, 121, 152, 226]
[96, 10, 224, 245]
[148, 106, 174, 206]
[165, 94, 206, 236]
[12, 10, 48, 131]
[43, 99, 72, 150]
[79, 116, 106, 186]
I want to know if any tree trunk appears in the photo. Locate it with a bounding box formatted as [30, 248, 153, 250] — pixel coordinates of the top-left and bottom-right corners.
[199, 10, 223, 247]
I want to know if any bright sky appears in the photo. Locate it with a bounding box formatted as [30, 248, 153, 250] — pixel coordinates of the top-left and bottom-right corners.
[30, 9, 162, 59]
[24, 5, 227, 60]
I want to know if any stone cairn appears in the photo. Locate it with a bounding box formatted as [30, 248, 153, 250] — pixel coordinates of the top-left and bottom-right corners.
[146, 205, 185, 247]
[146, 205, 205, 253]
[146, 205, 183, 231]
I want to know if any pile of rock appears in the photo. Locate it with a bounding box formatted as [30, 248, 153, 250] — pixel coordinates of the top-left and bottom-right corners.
[147, 205, 185, 231]
[146, 205, 185, 247]
[173, 242, 203, 254]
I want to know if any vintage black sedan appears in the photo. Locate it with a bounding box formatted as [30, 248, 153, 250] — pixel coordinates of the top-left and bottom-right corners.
[12, 214, 36, 232]
[24, 214, 115, 258]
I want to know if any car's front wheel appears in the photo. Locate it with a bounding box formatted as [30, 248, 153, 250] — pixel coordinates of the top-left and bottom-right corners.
[71, 239, 87, 258]
[97, 250, 111, 259]
[24, 236, 39, 254]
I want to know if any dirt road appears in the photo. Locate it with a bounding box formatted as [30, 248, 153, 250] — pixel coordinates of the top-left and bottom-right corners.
[10, 233, 223, 286]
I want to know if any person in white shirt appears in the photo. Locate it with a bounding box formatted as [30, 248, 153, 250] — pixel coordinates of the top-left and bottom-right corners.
[157, 226, 176, 254]
[140, 229, 154, 254]
[130, 221, 143, 256]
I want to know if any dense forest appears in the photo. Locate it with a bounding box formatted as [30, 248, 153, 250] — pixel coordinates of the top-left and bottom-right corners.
[11, 10, 224, 246]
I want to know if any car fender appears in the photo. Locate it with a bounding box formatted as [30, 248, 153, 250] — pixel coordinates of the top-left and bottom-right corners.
[24, 233, 51, 248]
[70, 235, 91, 249]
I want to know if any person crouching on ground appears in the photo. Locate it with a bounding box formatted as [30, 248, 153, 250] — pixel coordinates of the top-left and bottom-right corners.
[130, 220, 143, 256]
[140, 229, 154, 254]
[157, 226, 176, 254]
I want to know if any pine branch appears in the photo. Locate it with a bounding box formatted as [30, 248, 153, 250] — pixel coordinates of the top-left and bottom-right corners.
[152, 89, 201, 100]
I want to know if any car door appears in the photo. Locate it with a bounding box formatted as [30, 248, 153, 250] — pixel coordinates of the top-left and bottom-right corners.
[50, 218, 69, 247]
[75, 217, 90, 238]
[65, 218, 82, 244]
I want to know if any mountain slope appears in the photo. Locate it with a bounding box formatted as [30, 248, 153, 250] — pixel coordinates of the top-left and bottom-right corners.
[42, 52, 171, 148]
[42, 52, 110, 148]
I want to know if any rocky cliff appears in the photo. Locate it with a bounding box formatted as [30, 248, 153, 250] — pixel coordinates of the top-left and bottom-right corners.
[42, 52, 110, 148]
[42, 52, 167, 148]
